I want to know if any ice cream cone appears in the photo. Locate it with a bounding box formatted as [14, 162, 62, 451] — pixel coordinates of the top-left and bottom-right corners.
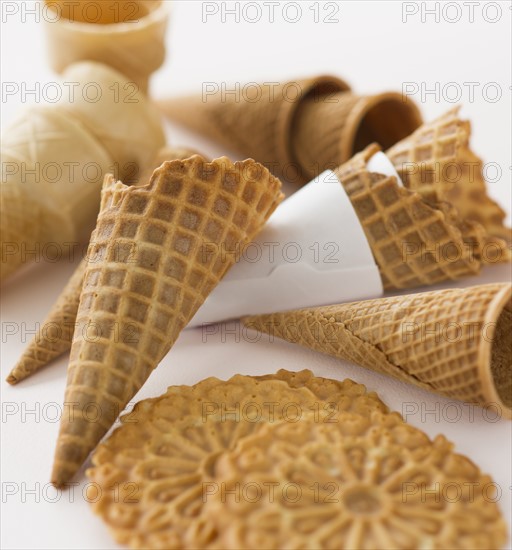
[44, 1, 170, 93]
[0, 62, 165, 282]
[6, 146, 200, 385]
[57, 62, 166, 182]
[157, 75, 350, 182]
[290, 91, 423, 182]
[386, 107, 511, 242]
[335, 145, 485, 289]
[51, 155, 283, 487]
[1, 107, 113, 281]
[243, 283, 512, 417]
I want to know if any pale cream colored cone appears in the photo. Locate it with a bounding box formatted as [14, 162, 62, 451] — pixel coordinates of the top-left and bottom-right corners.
[290, 91, 423, 182]
[1, 107, 113, 281]
[243, 283, 512, 417]
[51, 156, 283, 487]
[157, 75, 350, 182]
[44, 1, 170, 93]
[6, 146, 202, 384]
[0, 62, 165, 282]
[386, 107, 511, 243]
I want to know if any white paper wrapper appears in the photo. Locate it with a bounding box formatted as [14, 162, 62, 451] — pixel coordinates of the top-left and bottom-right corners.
[189, 166, 384, 327]
[366, 151, 404, 185]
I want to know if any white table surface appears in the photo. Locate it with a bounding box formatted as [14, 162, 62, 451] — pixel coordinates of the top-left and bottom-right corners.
[1, 1, 511, 549]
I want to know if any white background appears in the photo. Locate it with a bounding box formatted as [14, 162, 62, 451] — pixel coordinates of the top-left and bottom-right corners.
[1, 1, 511, 548]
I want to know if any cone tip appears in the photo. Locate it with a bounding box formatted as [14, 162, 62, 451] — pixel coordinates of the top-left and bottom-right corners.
[6, 372, 19, 385]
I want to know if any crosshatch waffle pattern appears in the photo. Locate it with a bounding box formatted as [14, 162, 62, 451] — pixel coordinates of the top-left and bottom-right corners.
[7, 147, 205, 385]
[244, 284, 512, 415]
[157, 76, 349, 182]
[51, 155, 284, 487]
[386, 107, 511, 242]
[6, 259, 86, 385]
[86, 370, 391, 549]
[201, 414, 507, 550]
[335, 145, 484, 289]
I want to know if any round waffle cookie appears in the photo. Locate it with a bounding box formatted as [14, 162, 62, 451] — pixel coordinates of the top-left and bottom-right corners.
[86, 370, 390, 548]
[200, 412, 508, 550]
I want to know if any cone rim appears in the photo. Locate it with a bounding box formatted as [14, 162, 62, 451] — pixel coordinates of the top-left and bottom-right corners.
[479, 283, 512, 419]
[280, 75, 350, 172]
[339, 91, 423, 162]
[44, 0, 170, 34]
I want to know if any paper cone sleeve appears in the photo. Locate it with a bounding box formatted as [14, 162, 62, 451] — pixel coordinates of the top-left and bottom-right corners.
[243, 283, 512, 417]
[6, 146, 204, 384]
[386, 107, 511, 245]
[44, 1, 170, 93]
[51, 155, 283, 487]
[290, 91, 423, 182]
[157, 75, 349, 182]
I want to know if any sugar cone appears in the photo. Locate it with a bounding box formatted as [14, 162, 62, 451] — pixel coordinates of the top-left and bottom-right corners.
[386, 107, 511, 242]
[157, 75, 350, 182]
[6, 146, 200, 385]
[57, 62, 166, 182]
[290, 91, 423, 182]
[0, 107, 113, 281]
[51, 155, 283, 487]
[335, 145, 488, 289]
[243, 283, 512, 417]
[44, 0, 170, 93]
[1, 62, 165, 282]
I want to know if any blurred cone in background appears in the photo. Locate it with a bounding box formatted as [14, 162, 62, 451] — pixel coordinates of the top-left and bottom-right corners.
[0, 62, 165, 282]
[44, 0, 170, 93]
[6, 146, 201, 385]
[244, 283, 512, 418]
[51, 156, 283, 486]
[157, 75, 423, 183]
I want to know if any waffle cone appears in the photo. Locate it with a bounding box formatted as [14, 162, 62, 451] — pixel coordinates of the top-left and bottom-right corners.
[157, 75, 349, 182]
[51, 155, 283, 487]
[243, 283, 512, 417]
[44, 1, 170, 93]
[335, 145, 488, 289]
[291, 91, 423, 182]
[6, 146, 199, 384]
[386, 107, 511, 242]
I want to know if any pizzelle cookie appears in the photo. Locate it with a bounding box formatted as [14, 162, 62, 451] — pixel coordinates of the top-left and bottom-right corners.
[201, 413, 508, 550]
[86, 370, 390, 548]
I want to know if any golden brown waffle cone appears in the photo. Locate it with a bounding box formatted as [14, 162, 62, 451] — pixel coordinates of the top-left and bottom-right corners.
[6, 260, 85, 385]
[386, 107, 511, 242]
[290, 91, 423, 182]
[44, 1, 170, 93]
[51, 155, 283, 487]
[335, 145, 485, 289]
[243, 283, 512, 418]
[157, 75, 350, 182]
[6, 146, 199, 385]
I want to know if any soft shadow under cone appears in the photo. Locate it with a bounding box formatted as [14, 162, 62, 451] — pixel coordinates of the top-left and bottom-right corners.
[243, 283, 512, 417]
[51, 155, 283, 487]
